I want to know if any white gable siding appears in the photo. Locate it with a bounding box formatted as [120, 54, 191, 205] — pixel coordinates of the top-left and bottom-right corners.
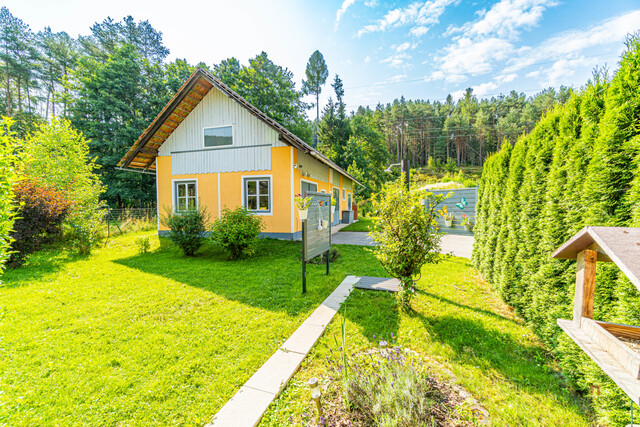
[159, 87, 286, 174]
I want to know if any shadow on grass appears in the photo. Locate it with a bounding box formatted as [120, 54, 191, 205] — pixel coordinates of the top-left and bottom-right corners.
[115, 238, 387, 318]
[415, 312, 588, 412]
[418, 289, 519, 324]
[341, 289, 400, 344]
[1, 245, 89, 287]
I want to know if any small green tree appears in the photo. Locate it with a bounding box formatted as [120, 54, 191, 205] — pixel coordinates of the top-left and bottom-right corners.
[0, 117, 20, 277]
[22, 118, 106, 254]
[369, 182, 445, 310]
[210, 207, 263, 259]
[161, 207, 209, 256]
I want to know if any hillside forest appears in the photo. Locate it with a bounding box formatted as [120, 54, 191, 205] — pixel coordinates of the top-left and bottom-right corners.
[1, 7, 574, 205]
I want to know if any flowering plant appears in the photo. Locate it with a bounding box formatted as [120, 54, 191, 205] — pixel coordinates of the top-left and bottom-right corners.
[461, 214, 471, 226]
[331, 197, 337, 206]
[294, 194, 312, 210]
[437, 205, 453, 221]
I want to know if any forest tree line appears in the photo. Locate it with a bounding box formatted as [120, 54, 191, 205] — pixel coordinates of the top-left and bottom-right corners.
[1, 6, 573, 205]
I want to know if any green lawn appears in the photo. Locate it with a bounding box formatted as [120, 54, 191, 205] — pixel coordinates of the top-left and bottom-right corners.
[260, 257, 594, 426]
[339, 217, 373, 232]
[0, 232, 386, 426]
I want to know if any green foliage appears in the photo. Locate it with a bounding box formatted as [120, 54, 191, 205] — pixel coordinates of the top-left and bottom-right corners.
[370, 182, 444, 310]
[0, 118, 19, 276]
[162, 207, 208, 256]
[210, 207, 263, 259]
[22, 118, 106, 254]
[135, 236, 151, 254]
[473, 35, 640, 424]
[10, 179, 73, 266]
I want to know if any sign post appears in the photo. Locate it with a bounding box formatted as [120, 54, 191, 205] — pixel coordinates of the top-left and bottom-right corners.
[301, 192, 332, 294]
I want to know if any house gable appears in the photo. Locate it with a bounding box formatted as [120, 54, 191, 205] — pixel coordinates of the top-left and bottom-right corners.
[159, 87, 286, 175]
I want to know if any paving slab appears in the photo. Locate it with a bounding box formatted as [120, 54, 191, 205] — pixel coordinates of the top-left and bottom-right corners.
[208, 386, 274, 427]
[355, 276, 400, 292]
[207, 275, 360, 427]
[243, 349, 307, 394]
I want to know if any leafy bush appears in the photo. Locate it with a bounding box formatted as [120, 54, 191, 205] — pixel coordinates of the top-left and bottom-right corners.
[136, 236, 151, 254]
[10, 179, 73, 266]
[369, 182, 445, 310]
[161, 207, 208, 256]
[210, 207, 263, 259]
[21, 119, 106, 254]
[0, 117, 20, 276]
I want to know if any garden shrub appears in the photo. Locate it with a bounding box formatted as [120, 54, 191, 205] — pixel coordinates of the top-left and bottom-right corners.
[162, 207, 208, 256]
[0, 117, 20, 277]
[21, 119, 106, 254]
[369, 181, 445, 310]
[136, 236, 151, 254]
[210, 207, 263, 259]
[10, 179, 73, 266]
[325, 344, 461, 426]
[472, 35, 640, 424]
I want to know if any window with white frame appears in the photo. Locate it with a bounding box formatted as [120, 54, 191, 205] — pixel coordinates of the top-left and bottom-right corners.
[342, 188, 346, 200]
[204, 126, 233, 148]
[175, 181, 197, 212]
[244, 177, 271, 212]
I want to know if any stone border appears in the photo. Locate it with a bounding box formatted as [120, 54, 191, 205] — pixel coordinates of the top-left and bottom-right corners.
[207, 275, 360, 427]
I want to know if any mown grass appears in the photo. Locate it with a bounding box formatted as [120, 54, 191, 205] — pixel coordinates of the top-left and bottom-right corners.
[0, 232, 386, 426]
[260, 257, 594, 426]
[339, 217, 373, 232]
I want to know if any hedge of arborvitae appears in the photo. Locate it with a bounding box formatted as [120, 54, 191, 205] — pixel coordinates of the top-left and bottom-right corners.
[473, 35, 640, 424]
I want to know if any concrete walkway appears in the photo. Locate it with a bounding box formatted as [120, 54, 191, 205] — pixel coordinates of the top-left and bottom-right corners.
[332, 231, 474, 259]
[207, 275, 360, 427]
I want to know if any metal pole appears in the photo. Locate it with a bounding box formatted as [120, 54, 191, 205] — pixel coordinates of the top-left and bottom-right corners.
[302, 219, 307, 294]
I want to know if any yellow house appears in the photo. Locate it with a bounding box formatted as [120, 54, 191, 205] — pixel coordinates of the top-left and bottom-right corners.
[117, 68, 359, 240]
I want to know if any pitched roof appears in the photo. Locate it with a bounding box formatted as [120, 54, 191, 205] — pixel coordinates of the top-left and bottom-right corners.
[118, 68, 361, 186]
[552, 226, 640, 291]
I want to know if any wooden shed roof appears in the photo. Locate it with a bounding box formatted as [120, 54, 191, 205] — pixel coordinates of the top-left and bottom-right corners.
[552, 226, 640, 290]
[117, 68, 361, 186]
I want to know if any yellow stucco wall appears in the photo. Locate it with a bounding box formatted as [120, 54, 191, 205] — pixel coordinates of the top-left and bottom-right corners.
[157, 145, 352, 235]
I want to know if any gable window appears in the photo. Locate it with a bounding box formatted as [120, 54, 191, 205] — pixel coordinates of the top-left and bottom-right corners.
[175, 180, 197, 212]
[342, 188, 346, 200]
[244, 177, 271, 213]
[204, 125, 233, 148]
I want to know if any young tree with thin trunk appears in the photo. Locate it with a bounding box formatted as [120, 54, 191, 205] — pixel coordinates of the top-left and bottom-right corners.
[302, 50, 328, 125]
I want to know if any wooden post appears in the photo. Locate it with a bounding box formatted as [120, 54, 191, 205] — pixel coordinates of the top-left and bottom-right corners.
[573, 249, 597, 326]
[302, 219, 307, 294]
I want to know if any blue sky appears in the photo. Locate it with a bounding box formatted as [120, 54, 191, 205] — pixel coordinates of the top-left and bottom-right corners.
[7, 0, 640, 115]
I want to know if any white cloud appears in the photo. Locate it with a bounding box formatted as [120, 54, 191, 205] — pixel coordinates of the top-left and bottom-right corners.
[506, 10, 640, 72]
[410, 26, 429, 37]
[446, 0, 558, 39]
[358, 0, 456, 37]
[382, 52, 411, 67]
[474, 81, 499, 97]
[496, 73, 517, 83]
[388, 74, 408, 83]
[393, 41, 418, 52]
[364, 55, 371, 63]
[435, 37, 514, 76]
[336, 0, 357, 28]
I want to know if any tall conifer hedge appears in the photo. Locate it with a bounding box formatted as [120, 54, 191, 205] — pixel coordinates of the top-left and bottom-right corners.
[473, 34, 640, 424]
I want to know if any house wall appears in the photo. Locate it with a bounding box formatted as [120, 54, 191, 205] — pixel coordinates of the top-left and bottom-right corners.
[159, 87, 286, 175]
[155, 87, 355, 239]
